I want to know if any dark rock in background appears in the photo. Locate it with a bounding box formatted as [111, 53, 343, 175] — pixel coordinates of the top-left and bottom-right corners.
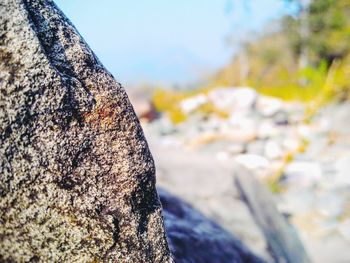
[159, 189, 266, 263]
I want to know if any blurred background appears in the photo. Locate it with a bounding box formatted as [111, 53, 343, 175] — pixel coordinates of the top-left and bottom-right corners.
[56, 1, 350, 262]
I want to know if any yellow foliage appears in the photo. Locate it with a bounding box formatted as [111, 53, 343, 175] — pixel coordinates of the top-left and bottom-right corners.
[267, 179, 283, 194]
[297, 138, 310, 153]
[195, 102, 229, 119]
[152, 88, 187, 124]
[168, 107, 187, 124]
[152, 87, 230, 124]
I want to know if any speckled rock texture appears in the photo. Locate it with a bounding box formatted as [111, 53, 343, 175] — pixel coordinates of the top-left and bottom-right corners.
[0, 0, 172, 261]
[159, 189, 266, 263]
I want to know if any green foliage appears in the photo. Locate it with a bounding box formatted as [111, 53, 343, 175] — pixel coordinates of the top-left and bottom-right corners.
[267, 179, 283, 194]
[284, 0, 350, 65]
[154, 0, 350, 123]
[213, 0, 350, 108]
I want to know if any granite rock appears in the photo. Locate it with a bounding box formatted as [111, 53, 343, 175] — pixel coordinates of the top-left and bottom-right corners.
[0, 0, 171, 261]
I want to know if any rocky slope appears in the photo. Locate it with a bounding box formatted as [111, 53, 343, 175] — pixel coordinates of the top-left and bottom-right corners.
[142, 87, 350, 263]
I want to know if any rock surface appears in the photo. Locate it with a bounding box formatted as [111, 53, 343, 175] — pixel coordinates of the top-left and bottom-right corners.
[159, 188, 266, 263]
[139, 80, 350, 262]
[0, 0, 171, 261]
[143, 129, 272, 262]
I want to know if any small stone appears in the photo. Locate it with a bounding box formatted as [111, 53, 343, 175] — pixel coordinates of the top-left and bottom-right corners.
[334, 155, 350, 186]
[147, 117, 177, 136]
[283, 162, 322, 187]
[247, 140, 265, 155]
[315, 193, 344, 218]
[130, 97, 158, 122]
[216, 151, 231, 161]
[234, 154, 270, 170]
[180, 94, 208, 113]
[256, 96, 283, 117]
[227, 143, 246, 155]
[257, 121, 280, 139]
[264, 141, 283, 160]
[274, 111, 289, 125]
[297, 124, 312, 139]
[278, 190, 314, 214]
[283, 138, 300, 152]
[226, 115, 258, 143]
[128, 89, 158, 122]
[208, 87, 257, 112]
[338, 219, 350, 241]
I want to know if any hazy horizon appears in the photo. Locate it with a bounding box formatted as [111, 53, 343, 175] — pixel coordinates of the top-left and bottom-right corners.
[54, 0, 294, 88]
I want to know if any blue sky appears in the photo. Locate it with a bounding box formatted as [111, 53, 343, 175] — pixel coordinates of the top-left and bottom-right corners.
[54, 0, 292, 87]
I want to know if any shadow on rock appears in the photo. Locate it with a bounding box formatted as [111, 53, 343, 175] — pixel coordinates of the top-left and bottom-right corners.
[158, 188, 266, 263]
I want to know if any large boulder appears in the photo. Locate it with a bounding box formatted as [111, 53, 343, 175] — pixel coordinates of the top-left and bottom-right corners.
[0, 0, 171, 261]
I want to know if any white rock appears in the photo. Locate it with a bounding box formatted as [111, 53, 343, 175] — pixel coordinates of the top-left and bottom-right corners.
[302, 136, 329, 158]
[264, 140, 283, 160]
[283, 161, 322, 187]
[256, 95, 283, 117]
[338, 219, 350, 241]
[257, 121, 280, 139]
[318, 118, 332, 134]
[297, 124, 312, 138]
[322, 103, 350, 135]
[180, 94, 207, 113]
[283, 138, 300, 152]
[228, 113, 258, 131]
[216, 151, 230, 161]
[247, 140, 265, 155]
[334, 155, 350, 186]
[227, 143, 246, 155]
[234, 154, 269, 170]
[208, 87, 257, 112]
[278, 190, 314, 214]
[316, 193, 344, 218]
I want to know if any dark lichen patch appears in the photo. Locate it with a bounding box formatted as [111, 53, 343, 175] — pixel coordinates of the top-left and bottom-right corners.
[29, 255, 40, 262]
[0, 48, 23, 86]
[94, 204, 104, 216]
[130, 182, 159, 236]
[71, 139, 92, 168]
[112, 217, 120, 243]
[102, 216, 121, 260]
[56, 175, 77, 191]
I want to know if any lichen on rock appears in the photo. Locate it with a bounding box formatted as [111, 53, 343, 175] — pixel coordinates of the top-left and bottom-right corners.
[0, 0, 172, 261]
